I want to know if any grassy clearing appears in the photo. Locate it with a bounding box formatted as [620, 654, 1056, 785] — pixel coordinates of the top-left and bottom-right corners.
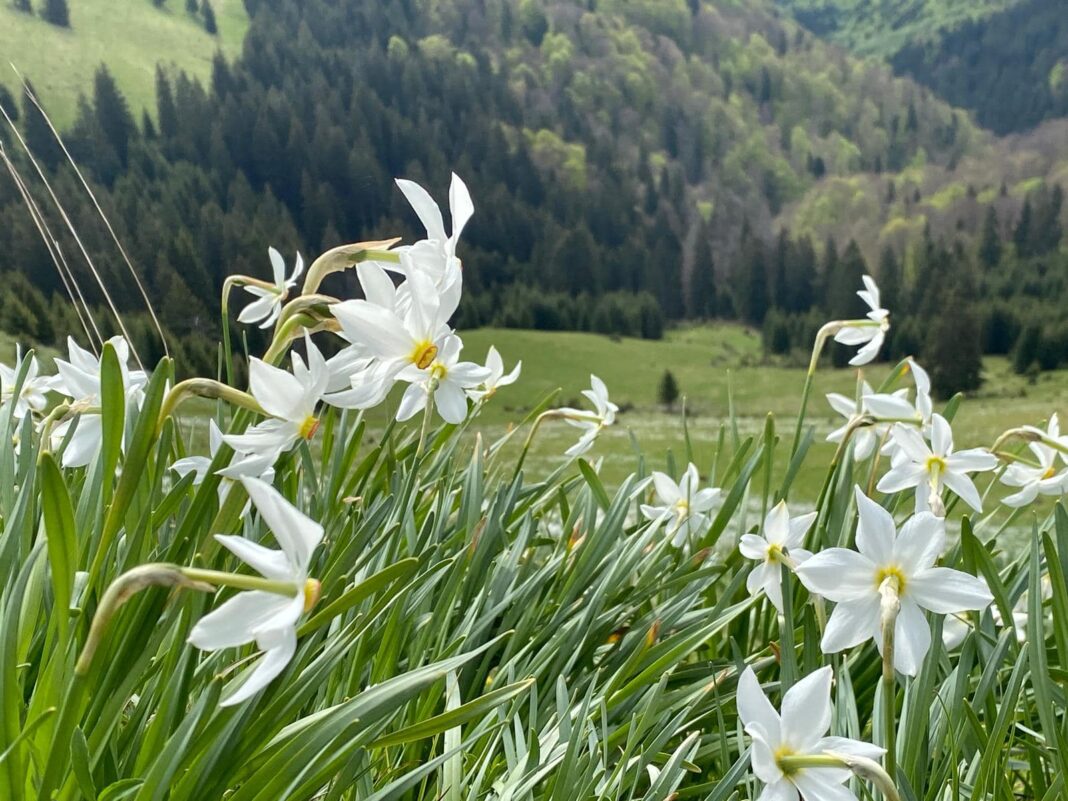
[0, 0, 248, 129]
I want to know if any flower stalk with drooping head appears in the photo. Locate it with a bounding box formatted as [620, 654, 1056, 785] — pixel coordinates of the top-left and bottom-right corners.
[993, 415, 1068, 507]
[878, 413, 997, 516]
[792, 275, 890, 456]
[187, 476, 324, 706]
[640, 463, 722, 547]
[737, 664, 891, 801]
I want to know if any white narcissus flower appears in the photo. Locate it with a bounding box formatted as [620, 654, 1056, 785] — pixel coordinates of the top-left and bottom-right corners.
[223, 335, 328, 461]
[738, 665, 884, 801]
[878, 413, 997, 515]
[171, 420, 275, 501]
[50, 336, 148, 468]
[558, 375, 618, 458]
[833, 275, 889, 366]
[328, 270, 457, 409]
[0, 349, 52, 421]
[238, 247, 304, 329]
[863, 358, 933, 459]
[1001, 414, 1068, 507]
[796, 487, 993, 675]
[639, 463, 722, 546]
[739, 501, 817, 612]
[188, 477, 323, 706]
[825, 380, 904, 461]
[467, 346, 521, 403]
[395, 334, 490, 425]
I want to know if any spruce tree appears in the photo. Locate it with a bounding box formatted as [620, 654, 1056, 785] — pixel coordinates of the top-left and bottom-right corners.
[186, 0, 198, 13]
[828, 240, 867, 367]
[14, 0, 32, 13]
[657, 370, 680, 409]
[978, 206, 1001, 268]
[41, 0, 69, 26]
[21, 81, 62, 170]
[201, 0, 217, 34]
[93, 66, 135, 166]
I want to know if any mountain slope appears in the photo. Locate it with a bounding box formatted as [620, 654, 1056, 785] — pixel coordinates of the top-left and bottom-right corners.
[0, 0, 248, 129]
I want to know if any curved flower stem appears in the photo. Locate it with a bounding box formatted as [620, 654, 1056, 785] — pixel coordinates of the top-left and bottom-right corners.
[36, 401, 72, 453]
[262, 312, 323, 366]
[879, 575, 901, 784]
[416, 376, 440, 458]
[158, 378, 266, 431]
[301, 241, 402, 295]
[75, 563, 214, 676]
[512, 409, 564, 480]
[776, 753, 900, 801]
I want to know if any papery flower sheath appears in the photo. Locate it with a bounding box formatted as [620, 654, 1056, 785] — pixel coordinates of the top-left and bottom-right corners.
[188, 477, 323, 706]
[738, 665, 883, 801]
[796, 487, 992, 675]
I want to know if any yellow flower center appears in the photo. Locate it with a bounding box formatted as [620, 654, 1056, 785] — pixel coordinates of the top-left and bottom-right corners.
[1043, 466, 1057, 479]
[775, 745, 798, 775]
[875, 565, 907, 594]
[302, 578, 322, 613]
[430, 361, 449, 381]
[674, 498, 690, 515]
[766, 543, 784, 563]
[410, 340, 438, 370]
[299, 415, 320, 440]
[925, 455, 947, 475]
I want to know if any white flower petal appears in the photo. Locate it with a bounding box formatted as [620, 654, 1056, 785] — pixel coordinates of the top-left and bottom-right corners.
[889, 597, 931, 676]
[908, 567, 993, 614]
[219, 625, 297, 707]
[214, 534, 293, 582]
[780, 665, 832, 751]
[796, 548, 877, 603]
[821, 595, 880, 653]
[893, 512, 945, 575]
[737, 668, 781, 745]
[241, 477, 323, 571]
[853, 489, 895, 565]
[188, 590, 293, 650]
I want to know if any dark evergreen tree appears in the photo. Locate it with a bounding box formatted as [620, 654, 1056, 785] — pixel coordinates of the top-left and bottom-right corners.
[14, 0, 32, 13]
[1013, 324, 1042, 375]
[732, 222, 768, 325]
[657, 370, 679, 408]
[978, 206, 1002, 268]
[21, 81, 63, 170]
[827, 239, 867, 366]
[202, 0, 217, 34]
[186, 0, 198, 12]
[41, 0, 68, 26]
[93, 66, 135, 167]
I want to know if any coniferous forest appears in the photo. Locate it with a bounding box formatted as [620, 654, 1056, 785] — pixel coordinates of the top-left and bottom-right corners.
[0, 0, 1066, 393]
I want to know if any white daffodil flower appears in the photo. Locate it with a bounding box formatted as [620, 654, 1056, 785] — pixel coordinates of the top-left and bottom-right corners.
[557, 375, 618, 458]
[171, 420, 275, 501]
[328, 269, 457, 409]
[878, 413, 997, 515]
[395, 334, 490, 425]
[863, 358, 933, 458]
[1001, 415, 1068, 507]
[467, 346, 521, 403]
[796, 487, 993, 675]
[640, 462, 722, 546]
[171, 420, 225, 485]
[223, 336, 328, 460]
[0, 349, 52, 421]
[237, 247, 304, 329]
[50, 336, 147, 468]
[825, 380, 904, 461]
[738, 665, 884, 801]
[833, 275, 889, 366]
[394, 172, 473, 306]
[188, 477, 323, 706]
[739, 501, 817, 612]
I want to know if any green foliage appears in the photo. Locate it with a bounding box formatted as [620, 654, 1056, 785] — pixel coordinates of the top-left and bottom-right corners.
[41, 0, 67, 26]
[657, 368, 679, 408]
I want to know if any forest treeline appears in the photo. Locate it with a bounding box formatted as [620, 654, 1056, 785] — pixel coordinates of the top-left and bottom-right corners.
[0, 0, 1064, 396]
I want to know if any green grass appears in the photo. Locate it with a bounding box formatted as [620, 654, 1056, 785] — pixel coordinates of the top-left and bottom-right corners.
[0, 0, 248, 129]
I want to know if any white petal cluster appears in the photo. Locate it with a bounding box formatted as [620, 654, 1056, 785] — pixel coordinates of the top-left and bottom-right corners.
[878, 413, 997, 515]
[0, 349, 52, 422]
[556, 375, 618, 457]
[238, 247, 304, 328]
[1000, 414, 1068, 507]
[832, 275, 889, 366]
[738, 665, 883, 801]
[739, 501, 816, 612]
[50, 336, 147, 468]
[640, 462, 722, 546]
[188, 477, 323, 706]
[796, 487, 992, 675]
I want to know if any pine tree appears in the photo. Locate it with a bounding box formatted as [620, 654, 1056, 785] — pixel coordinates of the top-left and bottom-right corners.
[1014, 198, 1033, 257]
[21, 81, 63, 170]
[201, 0, 217, 34]
[827, 240, 867, 366]
[978, 206, 1001, 268]
[155, 66, 178, 141]
[94, 66, 135, 166]
[186, 0, 198, 12]
[657, 370, 679, 409]
[14, 0, 32, 13]
[1013, 324, 1041, 375]
[41, 0, 69, 26]
[733, 221, 768, 325]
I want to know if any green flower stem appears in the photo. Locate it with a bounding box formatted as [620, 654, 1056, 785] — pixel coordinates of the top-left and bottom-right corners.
[158, 378, 266, 431]
[512, 409, 564, 480]
[219, 275, 273, 386]
[179, 567, 300, 598]
[416, 375, 441, 458]
[262, 312, 322, 365]
[878, 575, 901, 785]
[36, 402, 72, 452]
[776, 753, 900, 801]
[790, 321, 835, 459]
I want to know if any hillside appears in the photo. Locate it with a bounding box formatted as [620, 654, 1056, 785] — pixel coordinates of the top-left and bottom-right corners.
[0, 0, 248, 129]
[775, 0, 1068, 134]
